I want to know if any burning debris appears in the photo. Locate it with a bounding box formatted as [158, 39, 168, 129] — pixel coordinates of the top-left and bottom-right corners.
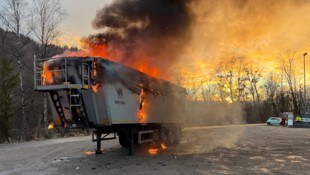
[148, 148, 159, 155]
[148, 143, 168, 155]
[161, 143, 168, 150]
[48, 122, 54, 130]
[84, 151, 95, 156]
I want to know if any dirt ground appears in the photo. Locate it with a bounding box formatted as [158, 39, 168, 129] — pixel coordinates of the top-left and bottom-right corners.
[1, 124, 310, 175]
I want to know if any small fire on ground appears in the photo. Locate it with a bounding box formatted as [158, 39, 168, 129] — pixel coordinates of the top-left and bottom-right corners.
[48, 122, 54, 130]
[148, 143, 168, 155]
[84, 151, 95, 156]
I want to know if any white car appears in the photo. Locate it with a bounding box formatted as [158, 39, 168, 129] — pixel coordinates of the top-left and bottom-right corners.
[301, 117, 310, 122]
[266, 117, 282, 125]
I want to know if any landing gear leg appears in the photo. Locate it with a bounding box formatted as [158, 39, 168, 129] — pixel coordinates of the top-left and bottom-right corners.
[95, 130, 102, 154]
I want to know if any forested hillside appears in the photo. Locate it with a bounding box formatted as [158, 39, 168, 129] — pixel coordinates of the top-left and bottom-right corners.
[0, 27, 76, 142]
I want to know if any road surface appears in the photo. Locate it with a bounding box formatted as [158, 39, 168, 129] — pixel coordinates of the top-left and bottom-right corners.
[0, 124, 310, 175]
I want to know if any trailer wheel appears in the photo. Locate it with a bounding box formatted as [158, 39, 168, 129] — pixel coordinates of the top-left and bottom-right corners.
[118, 131, 130, 148]
[160, 127, 170, 145]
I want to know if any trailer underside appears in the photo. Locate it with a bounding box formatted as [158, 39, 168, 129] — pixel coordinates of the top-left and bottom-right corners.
[92, 123, 182, 155]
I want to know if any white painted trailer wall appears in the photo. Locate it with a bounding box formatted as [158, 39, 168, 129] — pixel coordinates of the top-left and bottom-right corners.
[81, 82, 185, 126]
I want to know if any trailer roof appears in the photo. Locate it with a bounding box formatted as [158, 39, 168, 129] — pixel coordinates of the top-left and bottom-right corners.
[97, 57, 187, 96]
[50, 56, 186, 96]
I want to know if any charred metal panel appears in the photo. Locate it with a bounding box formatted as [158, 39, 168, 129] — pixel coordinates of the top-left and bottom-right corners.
[81, 90, 97, 125]
[58, 90, 72, 122]
[48, 90, 72, 126]
[66, 59, 83, 84]
[48, 93, 62, 126]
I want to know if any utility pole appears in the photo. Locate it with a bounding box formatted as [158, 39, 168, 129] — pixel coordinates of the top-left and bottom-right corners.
[303, 52, 307, 117]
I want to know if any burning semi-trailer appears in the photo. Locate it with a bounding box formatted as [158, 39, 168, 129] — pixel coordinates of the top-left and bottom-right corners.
[34, 56, 186, 154]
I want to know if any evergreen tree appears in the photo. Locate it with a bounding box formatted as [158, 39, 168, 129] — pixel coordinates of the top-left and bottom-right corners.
[0, 58, 17, 143]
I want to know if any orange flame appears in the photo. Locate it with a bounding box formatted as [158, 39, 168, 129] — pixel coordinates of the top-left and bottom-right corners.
[148, 143, 168, 155]
[60, 39, 163, 79]
[137, 89, 147, 123]
[84, 151, 95, 156]
[62, 42, 108, 58]
[92, 84, 100, 93]
[161, 143, 167, 150]
[136, 60, 160, 78]
[91, 60, 100, 93]
[148, 148, 159, 155]
[48, 122, 54, 130]
[42, 63, 56, 85]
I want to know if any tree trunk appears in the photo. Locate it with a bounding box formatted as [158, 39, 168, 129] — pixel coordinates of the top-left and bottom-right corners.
[271, 98, 278, 117]
[43, 93, 48, 135]
[291, 91, 299, 115]
[18, 55, 27, 140]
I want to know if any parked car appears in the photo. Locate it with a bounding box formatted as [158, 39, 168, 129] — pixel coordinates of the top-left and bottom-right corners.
[301, 117, 310, 122]
[301, 113, 310, 122]
[266, 117, 281, 125]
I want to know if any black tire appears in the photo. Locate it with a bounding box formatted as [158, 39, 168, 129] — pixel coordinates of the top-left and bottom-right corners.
[160, 127, 170, 145]
[267, 122, 271, 126]
[118, 131, 130, 148]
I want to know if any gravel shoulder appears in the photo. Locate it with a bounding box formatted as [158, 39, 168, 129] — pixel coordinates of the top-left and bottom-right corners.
[1, 124, 309, 175]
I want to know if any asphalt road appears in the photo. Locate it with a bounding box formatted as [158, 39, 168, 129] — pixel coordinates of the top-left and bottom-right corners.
[1, 124, 310, 175]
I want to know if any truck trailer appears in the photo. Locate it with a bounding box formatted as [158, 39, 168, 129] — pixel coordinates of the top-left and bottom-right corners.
[34, 56, 186, 154]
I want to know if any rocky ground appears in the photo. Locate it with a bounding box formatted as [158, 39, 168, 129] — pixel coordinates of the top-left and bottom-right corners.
[1, 124, 309, 175]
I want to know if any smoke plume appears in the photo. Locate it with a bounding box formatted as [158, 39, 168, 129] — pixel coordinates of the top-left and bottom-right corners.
[88, 0, 194, 79]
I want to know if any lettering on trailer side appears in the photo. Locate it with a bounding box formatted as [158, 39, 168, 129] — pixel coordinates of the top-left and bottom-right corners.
[115, 100, 125, 105]
[115, 87, 125, 105]
[116, 87, 123, 99]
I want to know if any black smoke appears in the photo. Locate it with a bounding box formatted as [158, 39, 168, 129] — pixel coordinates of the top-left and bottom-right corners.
[89, 0, 194, 78]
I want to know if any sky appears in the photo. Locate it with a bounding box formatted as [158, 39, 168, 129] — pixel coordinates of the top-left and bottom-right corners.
[55, 0, 310, 86]
[56, 0, 113, 47]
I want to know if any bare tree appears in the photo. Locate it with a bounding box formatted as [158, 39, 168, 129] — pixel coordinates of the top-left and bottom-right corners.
[174, 72, 187, 87]
[244, 65, 263, 104]
[188, 81, 199, 102]
[0, 0, 30, 140]
[216, 56, 248, 103]
[264, 73, 280, 117]
[31, 0, 65, 58]
[200, 78, 216, 103]
[31, 0, 65, 134]
[280, 50, 300, 115]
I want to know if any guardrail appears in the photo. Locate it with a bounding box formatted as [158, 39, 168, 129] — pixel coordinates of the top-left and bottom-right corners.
[33, 56, 90, 90]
